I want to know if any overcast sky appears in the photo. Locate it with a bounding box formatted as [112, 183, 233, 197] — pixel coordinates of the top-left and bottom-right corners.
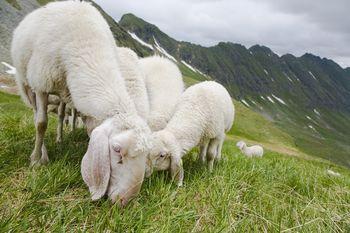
[95, 0, 350, 68]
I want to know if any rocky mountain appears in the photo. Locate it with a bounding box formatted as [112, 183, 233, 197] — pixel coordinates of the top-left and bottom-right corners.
[119, 13, 350, 167]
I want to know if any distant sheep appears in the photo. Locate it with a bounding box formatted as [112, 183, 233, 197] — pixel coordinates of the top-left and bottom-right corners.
[139, 56, 184, 131]
[147, 81, 234, 186]
[236, 141, 264, 157]
[11, 1, 151, 206]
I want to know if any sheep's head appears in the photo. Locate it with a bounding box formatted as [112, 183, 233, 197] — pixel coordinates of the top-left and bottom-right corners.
[236, 141, 245, 150]
[146, 131, 182, 183]
[81, 118, 151, 207]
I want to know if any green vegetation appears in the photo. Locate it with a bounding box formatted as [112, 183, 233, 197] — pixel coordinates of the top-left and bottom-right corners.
[120, 14, 350, 168]
[1, 86, 349, 231]
[4, 0, 21, 10]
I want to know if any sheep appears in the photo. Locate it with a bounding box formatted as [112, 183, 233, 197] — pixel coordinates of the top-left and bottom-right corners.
[84, 47, 150, 136]
[236, 141, 264, 157]
[148, 81, 234, 186]
[11, 1, 151, 206]
[139, 56, 184, 131]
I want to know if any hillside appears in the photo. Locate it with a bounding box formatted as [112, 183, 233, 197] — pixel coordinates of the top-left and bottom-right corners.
[1, 76, 349, 231]
[0, 2, 350, 231]
[0, 0, 151, 76]
[119, 14, 350, 167]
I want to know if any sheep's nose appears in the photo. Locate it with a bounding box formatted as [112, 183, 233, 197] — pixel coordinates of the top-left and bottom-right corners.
[111, 194, 129, 207]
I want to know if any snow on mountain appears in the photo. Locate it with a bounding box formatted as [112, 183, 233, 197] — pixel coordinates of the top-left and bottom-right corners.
[127, 31, 154, 50]
[1, 62, 16, 75]
[153, 37, 177, 62]
[272, 94, 287, 105]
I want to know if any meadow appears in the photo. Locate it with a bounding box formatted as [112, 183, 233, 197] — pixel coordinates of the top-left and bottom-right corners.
[0, 91, 349, 232]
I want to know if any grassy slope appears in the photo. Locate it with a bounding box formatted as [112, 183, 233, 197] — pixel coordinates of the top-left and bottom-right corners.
[0, 79, 349, 231]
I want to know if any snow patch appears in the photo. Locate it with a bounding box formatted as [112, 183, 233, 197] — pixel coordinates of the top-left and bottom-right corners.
[327, 169, 341, 177]
[314, 109, 321, 116]
[267, 96, 275, 103]
[0, 84, 9, 89]
[272, 94, 287, 105]
[249, 51, 253, 55]
[260, 96, 266, 100]
[283, 72, 293, 82]
[251, 100, 257, 105]
[263, 69, 269, 75]
[308, 125, 317, 132]
[153, 36, 177, 62]
[308, 71, 317, 80]
[1, 62, 16, 75]
[241, 99, 250, 107]
[127, 31, 154, 50]
[181, 60, 196, 73]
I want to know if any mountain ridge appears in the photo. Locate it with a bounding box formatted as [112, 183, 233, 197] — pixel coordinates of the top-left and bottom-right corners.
[119, 13, 350, 167]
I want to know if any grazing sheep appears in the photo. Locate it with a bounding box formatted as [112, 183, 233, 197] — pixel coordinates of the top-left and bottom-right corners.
[79, 47, 150, 136]
[11, 1, 151, 206]
[236, 141, 264, 157]
[148, 81, 234, 186]
[139, 56, 184, 131]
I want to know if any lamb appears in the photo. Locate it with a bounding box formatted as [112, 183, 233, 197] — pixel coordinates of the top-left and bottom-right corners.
[236, 141, 264, 157]
[148, 81, 234, 186]
[11, 1, 151, 206]
[139, 56, 184, 131]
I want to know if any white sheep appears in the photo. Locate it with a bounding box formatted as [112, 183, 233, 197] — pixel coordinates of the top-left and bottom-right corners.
[236, 141, 264, 157]
[148, 81, 234, 186]
[11, 1, 151, 206]
[83, 47, 150, 136]
[139, 56, 184, 131]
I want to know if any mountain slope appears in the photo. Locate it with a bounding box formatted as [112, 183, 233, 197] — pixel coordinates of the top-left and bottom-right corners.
[0, 0, 151, 76]
[120, 13, 350, 167]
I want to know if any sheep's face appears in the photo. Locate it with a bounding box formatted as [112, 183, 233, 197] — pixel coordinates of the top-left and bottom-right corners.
[146, 131, 182, 181]
[236, 141, 245, 150]
[81, 119, 150, 207]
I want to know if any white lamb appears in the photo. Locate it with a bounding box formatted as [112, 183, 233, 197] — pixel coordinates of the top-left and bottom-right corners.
[11, 1, 151, 206]
[148, 81, 234, 186]
[139, 56, 184, 131]
[236, 141, 264, 157]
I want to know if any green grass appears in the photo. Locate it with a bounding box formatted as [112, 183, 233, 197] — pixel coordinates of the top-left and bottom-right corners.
[0, 90, 349, 232]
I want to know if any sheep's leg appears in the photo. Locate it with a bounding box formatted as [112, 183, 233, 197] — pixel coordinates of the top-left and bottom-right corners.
[199, 139, 209, 164]
[71, 108, 77, 131]
[30, 92, 49, 166]
[216, 134, 225, 161]
[56, 101, 66, 143]
[207, 138, 219, 173]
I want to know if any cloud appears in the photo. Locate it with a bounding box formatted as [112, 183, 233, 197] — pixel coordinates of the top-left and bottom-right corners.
[95, 0, 350, 67]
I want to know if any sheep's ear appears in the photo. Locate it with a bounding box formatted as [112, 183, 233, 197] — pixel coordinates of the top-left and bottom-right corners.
[170, 155, 184, 187]
[81, 126, 111, 200]
[109, 130, 135, 157]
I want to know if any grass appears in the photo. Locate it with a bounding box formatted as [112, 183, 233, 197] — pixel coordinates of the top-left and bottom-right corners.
[0, 90, 349, 232]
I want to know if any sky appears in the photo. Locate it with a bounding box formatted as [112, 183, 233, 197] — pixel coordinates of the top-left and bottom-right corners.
[95, 0, 350, 68]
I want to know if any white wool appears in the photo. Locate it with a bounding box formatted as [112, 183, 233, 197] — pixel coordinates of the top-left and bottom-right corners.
[236, 141, 264, 157]
[115, 47, 149, 119]
[139, 56, 184, 131]
[326, 169, 341, 177]
[152, 81, 234, 160]
[11, 1, 151, 203]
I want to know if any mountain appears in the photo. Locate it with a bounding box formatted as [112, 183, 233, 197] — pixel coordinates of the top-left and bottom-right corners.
[119, 13, 350, 167]
[0, 0, 151, 75]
